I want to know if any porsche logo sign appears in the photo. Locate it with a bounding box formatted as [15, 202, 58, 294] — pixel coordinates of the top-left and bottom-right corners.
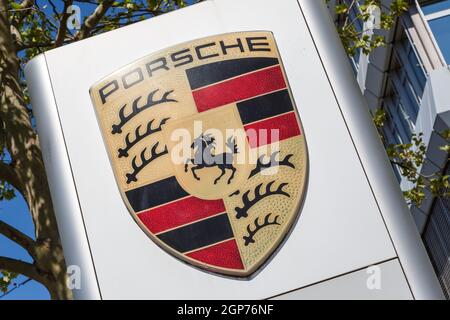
[90, 31, 308, 277]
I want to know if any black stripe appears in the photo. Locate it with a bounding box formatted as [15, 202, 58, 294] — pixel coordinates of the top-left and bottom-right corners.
[237, 90, 293, 124]
[157, 213, 233, 253]
[186, 57, 279, 90]
[125, 176, 188, 212]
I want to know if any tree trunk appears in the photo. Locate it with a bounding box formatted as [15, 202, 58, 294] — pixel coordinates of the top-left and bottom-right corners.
[0, 0, 72, 299]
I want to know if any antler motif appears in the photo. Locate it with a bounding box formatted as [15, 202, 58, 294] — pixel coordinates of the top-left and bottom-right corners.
[112, 89, 177, 135]
[249, 152, 295, 178]
[125, 142, 168, 184]
[118, 117, 170, 158]
[229, 190, 240, 197]
[243, 213, 281, 246]
[235, 181, 290, 219]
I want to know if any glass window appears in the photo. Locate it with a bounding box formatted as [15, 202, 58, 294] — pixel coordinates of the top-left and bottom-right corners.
[403, 38, 428, 91]
[346, 0, 363, 71]
[384, 93, 414, 143]
[389, 67, 421, 123]
[423, 163, 450, 299]
[422, 0, 450, 15]
[380, 103, 403, 182]
[428, 16, 450, 63]
[422, 1, 450, 64]
[389, 27, 427, 124]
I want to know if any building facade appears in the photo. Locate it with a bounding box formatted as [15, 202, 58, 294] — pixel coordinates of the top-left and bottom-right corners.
[331, 0, 450, 298]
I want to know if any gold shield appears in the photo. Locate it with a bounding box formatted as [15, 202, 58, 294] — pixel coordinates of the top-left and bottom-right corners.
[90, 31, 308, 277]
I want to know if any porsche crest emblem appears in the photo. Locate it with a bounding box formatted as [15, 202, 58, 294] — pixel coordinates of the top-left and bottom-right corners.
[90, 32, 308, 277]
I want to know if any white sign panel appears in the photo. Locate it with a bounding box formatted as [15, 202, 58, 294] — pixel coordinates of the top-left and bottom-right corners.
[25, 0, 443, 299]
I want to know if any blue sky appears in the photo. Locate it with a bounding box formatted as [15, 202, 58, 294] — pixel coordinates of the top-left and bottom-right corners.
[0, 192, 50, 299]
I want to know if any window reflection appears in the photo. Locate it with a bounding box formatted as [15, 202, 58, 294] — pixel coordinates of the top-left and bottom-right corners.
[422, 0, 450, 64]
[428, 16, 450, 63]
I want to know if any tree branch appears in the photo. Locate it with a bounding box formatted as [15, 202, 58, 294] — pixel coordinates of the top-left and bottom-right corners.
[0, 220, 35, 258]
[15, 40, 55, 51]
[0, 257, 44, 284]
[75, 0, 114, 40]
[390, 161, 435, 180]
[0, 277, 32, 299]
[0, 0, 20, 75]
[9, 0, 35, 28]
[17, 0, 34, 12]
[0, 161, 22, 193]
[54, 0, 74, 47]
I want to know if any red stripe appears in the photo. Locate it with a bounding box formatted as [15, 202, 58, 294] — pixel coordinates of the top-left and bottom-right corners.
[192, 65, 286, 112]
[244, 112, 301, 148]
[138, 197, 225, 234]
[187, 239, 244, 270]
